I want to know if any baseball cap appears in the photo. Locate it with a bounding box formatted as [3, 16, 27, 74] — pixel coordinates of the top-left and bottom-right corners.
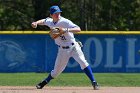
[50, 6, 62, 14]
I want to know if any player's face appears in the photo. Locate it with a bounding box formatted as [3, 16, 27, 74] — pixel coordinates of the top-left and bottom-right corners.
[51, 12, 61, 20]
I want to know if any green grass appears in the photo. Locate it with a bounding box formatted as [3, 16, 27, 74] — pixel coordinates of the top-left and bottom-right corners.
[0, 73, 140, 87]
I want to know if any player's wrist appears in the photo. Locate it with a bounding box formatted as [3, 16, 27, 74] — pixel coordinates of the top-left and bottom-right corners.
[63, 28, 69, 33]
[66, 28, 69, 32]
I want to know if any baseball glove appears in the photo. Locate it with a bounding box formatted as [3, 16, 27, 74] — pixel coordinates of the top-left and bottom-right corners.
[49, 27, 66, 39]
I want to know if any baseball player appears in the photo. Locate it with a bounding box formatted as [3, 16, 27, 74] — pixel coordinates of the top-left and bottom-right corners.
[31, 5, 99, 90]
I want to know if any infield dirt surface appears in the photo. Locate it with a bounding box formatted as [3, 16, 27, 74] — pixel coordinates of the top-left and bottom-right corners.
[0, 86, 139, 93]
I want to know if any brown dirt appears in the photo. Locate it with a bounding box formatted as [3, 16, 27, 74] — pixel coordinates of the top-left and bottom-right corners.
[0, 86, 139, 93]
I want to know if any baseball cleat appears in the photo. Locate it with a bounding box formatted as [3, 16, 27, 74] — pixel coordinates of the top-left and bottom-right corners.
[92, 81, 99, 90]
[36, 80, 47, 89]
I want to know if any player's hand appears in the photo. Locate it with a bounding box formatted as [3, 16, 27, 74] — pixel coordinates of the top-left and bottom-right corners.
[31, 22, 37, 28]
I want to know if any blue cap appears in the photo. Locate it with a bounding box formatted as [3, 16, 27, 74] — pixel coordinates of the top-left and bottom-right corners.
[50, 6, 62, 14]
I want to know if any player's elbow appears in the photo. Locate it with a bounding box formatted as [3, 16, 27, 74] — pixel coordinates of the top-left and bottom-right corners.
[69, 27, 81, 33]
[76, 27, 81, 32]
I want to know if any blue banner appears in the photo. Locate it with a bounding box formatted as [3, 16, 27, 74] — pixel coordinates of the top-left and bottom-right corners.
[0, 34, 140, 72]
[0, 35, 46, 72]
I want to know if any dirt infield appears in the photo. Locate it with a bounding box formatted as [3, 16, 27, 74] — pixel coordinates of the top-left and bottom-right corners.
[0, 86, 139, 93]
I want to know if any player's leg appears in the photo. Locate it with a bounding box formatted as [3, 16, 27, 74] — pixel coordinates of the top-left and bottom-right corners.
[36, 74, 53, 89]
[72, 43, 99, 90]
[83, 65, 99, 90]
[50, 49, 70, 78]
[36, 48, 70, 89]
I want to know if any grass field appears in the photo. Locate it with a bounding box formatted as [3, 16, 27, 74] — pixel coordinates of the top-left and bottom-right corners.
[0, 73, 140, 87]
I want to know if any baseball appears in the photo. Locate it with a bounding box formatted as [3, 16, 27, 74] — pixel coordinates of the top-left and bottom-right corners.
[51, 27, 59, 33]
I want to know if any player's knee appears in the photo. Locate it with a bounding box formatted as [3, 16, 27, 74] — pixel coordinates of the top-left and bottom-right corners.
[80, 62, 89, 70]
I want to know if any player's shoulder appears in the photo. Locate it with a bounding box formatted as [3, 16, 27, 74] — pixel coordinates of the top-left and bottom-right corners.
[60, 17, 72, 23]
[45, 17, 53, 22]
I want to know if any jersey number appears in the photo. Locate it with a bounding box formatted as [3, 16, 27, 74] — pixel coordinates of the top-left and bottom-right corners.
[60, 35, 66, 40]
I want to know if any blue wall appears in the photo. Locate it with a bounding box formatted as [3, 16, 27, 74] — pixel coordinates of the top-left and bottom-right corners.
[0, 34, 140, 72]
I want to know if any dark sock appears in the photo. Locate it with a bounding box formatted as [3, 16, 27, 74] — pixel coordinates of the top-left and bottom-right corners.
[45, 74, 53, 83]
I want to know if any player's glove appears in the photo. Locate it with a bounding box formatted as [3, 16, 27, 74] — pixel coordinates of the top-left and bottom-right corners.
[49, 27, 69, 39]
